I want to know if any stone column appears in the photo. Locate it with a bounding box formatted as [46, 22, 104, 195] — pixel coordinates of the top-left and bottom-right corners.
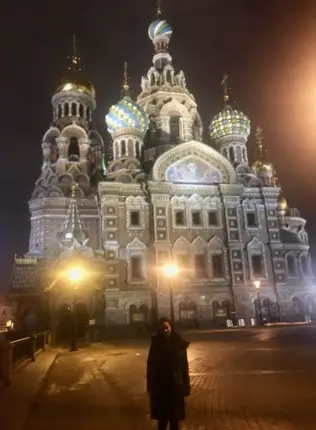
[55, 136, 68, 173]
[79, 138, 90, 174]
[41, 142, 51, 168]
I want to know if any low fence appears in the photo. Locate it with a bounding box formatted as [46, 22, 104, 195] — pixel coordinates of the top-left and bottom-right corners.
[0, 330, 51, 386]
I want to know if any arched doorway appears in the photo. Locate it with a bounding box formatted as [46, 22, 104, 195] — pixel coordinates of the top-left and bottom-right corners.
[129, 304, 148, 335]
[212, 300, 230, 327]
[292, 297, 304, 322]
[179, 301, 198, 328]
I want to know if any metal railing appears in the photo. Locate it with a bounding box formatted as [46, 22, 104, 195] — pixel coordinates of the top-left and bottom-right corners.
[0, 330, 51, 386]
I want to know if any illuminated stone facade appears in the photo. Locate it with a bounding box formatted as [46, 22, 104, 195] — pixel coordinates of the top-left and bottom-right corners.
[10, 16, 315, 332]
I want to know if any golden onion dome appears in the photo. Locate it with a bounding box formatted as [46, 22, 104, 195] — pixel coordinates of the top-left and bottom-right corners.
[252, 160, 274, 173]
[277, 196, 287, 212]
[55, 35, 96, 98]
[55, 70, 96, 98]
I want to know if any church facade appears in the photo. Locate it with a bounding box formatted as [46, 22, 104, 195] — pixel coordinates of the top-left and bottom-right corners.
[11, 11, 315, 331]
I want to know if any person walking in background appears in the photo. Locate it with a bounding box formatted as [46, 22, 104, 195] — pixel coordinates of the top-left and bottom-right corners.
[147, 318, 190, 430]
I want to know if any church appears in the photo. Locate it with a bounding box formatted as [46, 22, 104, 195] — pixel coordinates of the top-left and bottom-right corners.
[10, 6, 315, 334]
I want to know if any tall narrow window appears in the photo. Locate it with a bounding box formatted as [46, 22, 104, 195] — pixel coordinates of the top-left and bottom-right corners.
[86, 107, 91, 120]
[131, 256, 142, 279]
[68, 137, 80, 161]
[169, 116, 180, 143]
[64, 103, 69, 116]
[252, 255, 263, 277]
[246, 212, 257, 227]
[130, 211, 140, 226]
[79, 104, 84, 117]
[136, 141, 141, 158]
[121, 140, 126, 156]
[175, 211, 185, 226]
[71, 102, 77, 116]
[192, 211, 201, 226]
[287, 255, 296, 276]
[229, 147, 234, 162]
[208, 211, 218, 226]
[212, 254, 224, 278]
[195, 254, 207, 278]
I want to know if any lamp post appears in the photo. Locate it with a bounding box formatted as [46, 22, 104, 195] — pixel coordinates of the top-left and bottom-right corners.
[254, 280, 263, 325]
[65, 266, 86, 352]
[162, 264, 178, 325]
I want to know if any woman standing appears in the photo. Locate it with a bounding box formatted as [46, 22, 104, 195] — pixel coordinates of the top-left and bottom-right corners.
[147, 318, 190, 430]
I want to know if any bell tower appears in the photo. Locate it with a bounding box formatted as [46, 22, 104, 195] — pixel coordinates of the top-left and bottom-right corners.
[28, 36, 104, 256]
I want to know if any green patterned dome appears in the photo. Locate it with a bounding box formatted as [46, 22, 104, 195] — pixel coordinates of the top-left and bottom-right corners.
[209, 105, 251, 141]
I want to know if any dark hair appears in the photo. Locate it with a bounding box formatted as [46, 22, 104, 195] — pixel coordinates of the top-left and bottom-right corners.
[156, 317, 175, 331]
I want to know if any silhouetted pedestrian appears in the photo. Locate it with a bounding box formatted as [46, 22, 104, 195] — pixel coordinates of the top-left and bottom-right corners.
[147, 317, 190, 430]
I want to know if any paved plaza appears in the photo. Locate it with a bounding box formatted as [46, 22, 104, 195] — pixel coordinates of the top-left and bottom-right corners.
[4, 325, 316, 430]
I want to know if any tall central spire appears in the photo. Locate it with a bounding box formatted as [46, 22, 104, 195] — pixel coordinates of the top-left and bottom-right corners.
[255, 126, 266, 161]
[69, 34, 81, 72]
[157, 0, 162, 16]
[122, 61, 131, 97]
[222, 73, 229, 106]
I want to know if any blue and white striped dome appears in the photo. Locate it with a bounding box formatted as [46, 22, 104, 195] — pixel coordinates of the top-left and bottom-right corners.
[148, 19, 173, 41]
[105, 96, 149, 138]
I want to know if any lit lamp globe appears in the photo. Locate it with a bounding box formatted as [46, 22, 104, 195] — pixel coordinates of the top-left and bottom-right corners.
[163, 264, 178, 278]
[254, 280, 261, 290]
[67, 267, 85, 282]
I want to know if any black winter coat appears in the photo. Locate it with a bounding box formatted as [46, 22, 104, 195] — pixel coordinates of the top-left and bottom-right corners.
[146, 332, 190, 420]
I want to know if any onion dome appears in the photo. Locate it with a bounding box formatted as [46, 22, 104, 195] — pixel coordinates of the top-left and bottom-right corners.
[210, 105, 251, 141]
[148, 19, 173, 41]
[277, 196, 287, 212]
[55, 35, 96, 98]
[56, 72, 95, 98]
[252, 160, 274, 174]
[105, 96, 149, 139]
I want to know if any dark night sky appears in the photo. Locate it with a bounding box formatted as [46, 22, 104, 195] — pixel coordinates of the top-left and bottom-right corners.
[1, 0, 316, 291]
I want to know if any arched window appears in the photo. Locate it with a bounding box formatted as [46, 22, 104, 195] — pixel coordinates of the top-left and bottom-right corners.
[150, 73, 155, 86]
[121, 140, 126, 156]
[71, 102, 77, 116]
[136, 141, 141, 159]
[68, 137, 80, 161]
[64, 103, 69, 116]
[86, 107, 90, 121]
[166, 70, 172, 84]
[229, 147, 234, 163]
[58, 105, 62, 118]
[287, 255, 296, 276]
[79, 104, 84, 118]
[242, 147, 247, 162]
[169, 116, 180, 143]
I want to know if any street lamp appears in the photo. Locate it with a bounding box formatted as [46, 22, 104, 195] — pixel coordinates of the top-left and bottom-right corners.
[64, 265, 87, 352]
[254, 280, 263, 325]
[162, 264, 178, 325]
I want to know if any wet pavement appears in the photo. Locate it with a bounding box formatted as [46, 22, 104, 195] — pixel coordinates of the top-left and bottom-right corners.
[23, 326, 316, 429]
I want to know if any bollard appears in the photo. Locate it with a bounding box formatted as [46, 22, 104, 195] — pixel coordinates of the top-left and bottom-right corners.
[29, 335, 36, 362]
[0, 341, 13, 386]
